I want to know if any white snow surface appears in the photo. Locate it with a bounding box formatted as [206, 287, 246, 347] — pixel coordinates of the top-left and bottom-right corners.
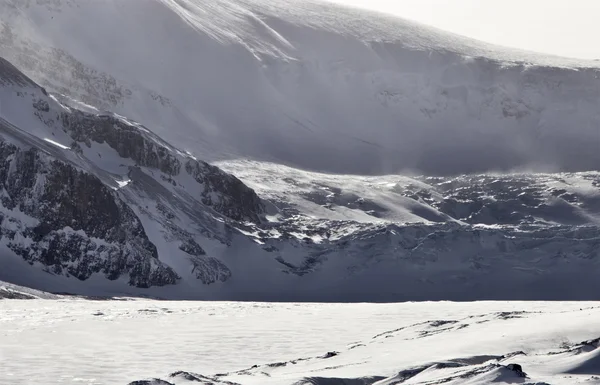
[1, 0, 600, 175]
[1, 299, 600, 384]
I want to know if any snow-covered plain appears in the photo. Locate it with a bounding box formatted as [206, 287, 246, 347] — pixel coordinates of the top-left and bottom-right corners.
[1, 297, 600, 384]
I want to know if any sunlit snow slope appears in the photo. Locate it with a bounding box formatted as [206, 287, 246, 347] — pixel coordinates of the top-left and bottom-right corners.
[1, 0, 600, 175]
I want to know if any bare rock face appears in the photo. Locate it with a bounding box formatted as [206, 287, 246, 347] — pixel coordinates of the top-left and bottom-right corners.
[0, 55, 268, 290]
[190, 255, 232, 285]
[0, 141, 179, 287]
[61, 111, 181, 176]
[185, 160, 263, 223]
[60, 109, 263, 223]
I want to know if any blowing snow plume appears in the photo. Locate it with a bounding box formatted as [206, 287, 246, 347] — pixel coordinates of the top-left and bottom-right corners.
[1, 0, 599, 176]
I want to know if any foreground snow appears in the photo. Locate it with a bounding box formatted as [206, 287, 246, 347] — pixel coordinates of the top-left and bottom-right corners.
[1, 299, 599, 384]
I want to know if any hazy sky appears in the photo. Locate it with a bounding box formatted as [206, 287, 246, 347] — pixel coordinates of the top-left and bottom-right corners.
[327, 0, 600, 60]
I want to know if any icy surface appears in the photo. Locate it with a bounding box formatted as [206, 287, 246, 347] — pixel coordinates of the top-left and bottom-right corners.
[1, 299, 600, 384]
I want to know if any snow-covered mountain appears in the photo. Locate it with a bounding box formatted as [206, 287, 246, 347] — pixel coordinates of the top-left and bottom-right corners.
[1, 0, 599, 175]
[0, 0, 599, 301]
[0, 56, 268, 297]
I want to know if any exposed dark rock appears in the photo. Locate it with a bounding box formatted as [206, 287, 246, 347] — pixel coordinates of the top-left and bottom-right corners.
[59, 106, 263, 224]
[33, 98, 49, 112]
[170, 371, 241, 384]
[0, 141, 178, 287]
[296, 376, 386, 385]
[61, 111, 181, 175]
[190, 255, 232, 285]
[268, 362, 288, 368]
[170, 371, 206, 382]
[429, 320, 458, 327]
[502, 351, 526, 359]
[179, 239, 206, 257]
[505, 363, 527, 377]
[128, 380, 174, 385]
[0, 56, 272, 290]
[185, 159, 263, 222]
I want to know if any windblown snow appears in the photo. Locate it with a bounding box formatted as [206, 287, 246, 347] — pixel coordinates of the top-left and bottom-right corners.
[1, 0, 599, 175]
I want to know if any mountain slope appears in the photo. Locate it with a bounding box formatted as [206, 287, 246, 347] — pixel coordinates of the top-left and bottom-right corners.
[0, 56, 268, 296]
[1, 0, 599, 175]
[0, 1, 599, 300]
[0, 54, 599, 301]
[1, 55, 600, 301]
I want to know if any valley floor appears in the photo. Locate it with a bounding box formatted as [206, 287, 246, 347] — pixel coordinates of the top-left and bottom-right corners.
[1, 299, 599, 384]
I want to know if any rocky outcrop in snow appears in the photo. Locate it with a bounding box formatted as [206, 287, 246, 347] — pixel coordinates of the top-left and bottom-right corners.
[0, 139, 178, 287]
[59, 108, 264, 222]
[0, 56, 264, 290]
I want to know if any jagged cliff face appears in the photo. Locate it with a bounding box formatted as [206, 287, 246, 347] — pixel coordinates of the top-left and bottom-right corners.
[0, 56, 264, 290]
[0, 141, 178, 287]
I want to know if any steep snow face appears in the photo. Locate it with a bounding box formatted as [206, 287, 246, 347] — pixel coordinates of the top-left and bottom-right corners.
[1, 0, 600, 175]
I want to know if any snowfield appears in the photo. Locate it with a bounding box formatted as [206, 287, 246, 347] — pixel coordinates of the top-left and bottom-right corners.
[1, 298, 600, 384]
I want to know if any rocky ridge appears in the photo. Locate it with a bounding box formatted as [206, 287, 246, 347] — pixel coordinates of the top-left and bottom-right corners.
[0, 56, 263, 289]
